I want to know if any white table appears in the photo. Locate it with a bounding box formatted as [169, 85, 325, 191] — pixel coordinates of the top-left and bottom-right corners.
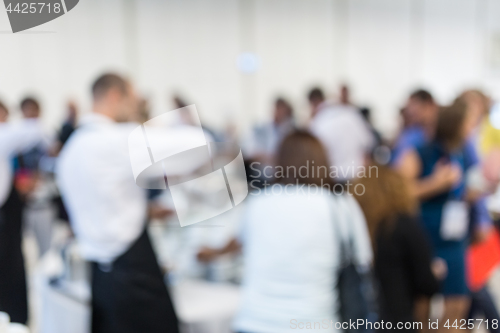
[34, 255, 240, 333]
[172, 280, 241, 333]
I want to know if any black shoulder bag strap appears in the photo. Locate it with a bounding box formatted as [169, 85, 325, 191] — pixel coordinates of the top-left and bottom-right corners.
[331, 195, 368, 333]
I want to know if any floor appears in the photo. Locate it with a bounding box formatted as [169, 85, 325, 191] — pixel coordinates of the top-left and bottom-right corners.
[21, 226, 500, 333]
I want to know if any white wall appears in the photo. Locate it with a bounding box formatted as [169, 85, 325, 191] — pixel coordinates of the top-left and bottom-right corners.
[0, 0, 130, 130]
[340, 0, 500, 136]
[1, 0, 500, 138]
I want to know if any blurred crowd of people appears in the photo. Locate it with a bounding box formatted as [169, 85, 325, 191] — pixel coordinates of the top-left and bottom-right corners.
[1, 73, 500, 333]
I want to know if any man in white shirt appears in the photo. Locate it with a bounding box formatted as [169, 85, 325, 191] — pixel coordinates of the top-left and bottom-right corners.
[308, 87, 374, 181]
[57, 74, 179, 333]
[0, 102, 44, 324]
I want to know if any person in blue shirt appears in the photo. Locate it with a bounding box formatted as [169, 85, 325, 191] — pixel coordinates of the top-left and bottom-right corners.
[392, 90, 437, 166]
[394, 90, 492, 234]
[399, 98, 487, 333]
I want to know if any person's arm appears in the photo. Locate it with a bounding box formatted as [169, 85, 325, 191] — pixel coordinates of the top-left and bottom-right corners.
[196, 201, 249, 262]
[397, 149, 461, 200]
[403, 217, 441, 296]
[147, 201, 175, 220]
[0, 120, 43, 157]
[196, 238, 241, 262]
[469, 198, 493, 244]
[482, 148, 500, 184]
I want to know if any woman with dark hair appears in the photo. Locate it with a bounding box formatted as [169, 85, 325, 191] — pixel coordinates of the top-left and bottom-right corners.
[198, 130, 372, 333]
[400, 99, 478, 332]
[355, 165, 441, 331]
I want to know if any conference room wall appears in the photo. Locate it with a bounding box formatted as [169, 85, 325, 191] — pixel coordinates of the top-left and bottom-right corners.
[0, 0, 129, 130]
[0, 0, 500, 138]
[343, 0, 500, 136]
[134, 0, 337, 134]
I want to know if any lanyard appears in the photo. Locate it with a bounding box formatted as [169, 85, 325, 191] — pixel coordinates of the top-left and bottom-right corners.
[445, 149, 465, 201]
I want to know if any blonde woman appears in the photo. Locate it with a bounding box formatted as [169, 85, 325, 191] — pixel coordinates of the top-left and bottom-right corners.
[355, 165, 441, 332]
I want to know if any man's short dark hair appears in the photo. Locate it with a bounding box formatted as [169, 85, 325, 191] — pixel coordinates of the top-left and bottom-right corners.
[308, 87, 325, 103]
[20, 97, 40, 111]
[410, 89, 434, 104]
[92, 73, 128, 100]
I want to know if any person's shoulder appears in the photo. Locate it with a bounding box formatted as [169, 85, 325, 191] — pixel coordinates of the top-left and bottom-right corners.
[58, 131, 84, 161]
[329, 192, 360, 211]
[311, 106, 350, 132]
[404, 126, 424, 135]
[252, 123, 269, 132]
[310, 109, 329, 129]
[335, 106, 369, 128]
[415, 139, 437, 156]
[399, 126, 425, 143]
[463, 138, 478, 155]
[59, 126, 105, 159]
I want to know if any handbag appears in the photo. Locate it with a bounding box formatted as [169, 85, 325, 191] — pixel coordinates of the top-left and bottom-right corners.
[332, 196, 373, 333]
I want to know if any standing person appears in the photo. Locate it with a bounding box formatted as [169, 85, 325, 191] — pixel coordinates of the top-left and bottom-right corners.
[399, 99, 478, 332]
[198, 131, 373, 332]
[57, 73, 181, 333]
[244, 97, 295, 187]
[15, 97, 54, 256]
[459, 90, 500, 333]
[244, 97, 295, 163]
[462, 90, 500, 199]
[396, 90, 494, 327]
[392, 89, 438, 167]
[50, 101, 79, 225]
[171, 94, 222, 142]
[53, 101, 79, 154]
[360, 107, 383, 147]
[339, 84, 353, 107]
[15, 98, 47, 175]
[354, 164, 442, 331]
[308, 87, 374, 181]
[0, 101, 43, 324]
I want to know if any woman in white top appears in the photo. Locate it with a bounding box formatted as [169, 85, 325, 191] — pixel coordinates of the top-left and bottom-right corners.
[198, 130, 373, 333]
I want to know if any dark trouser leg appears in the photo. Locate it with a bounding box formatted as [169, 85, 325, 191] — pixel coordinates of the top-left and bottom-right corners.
[91, 230, 179, 333]
[0, 188, 28, 324]
[91, 263, 115, 333]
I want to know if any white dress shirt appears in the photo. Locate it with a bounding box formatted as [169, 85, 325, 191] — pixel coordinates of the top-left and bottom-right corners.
[244, 119, 295, 159]
[310, 103, 374, 180]
[0, 119, 44, 207]
[233, 186, 372, 333]
[56, 113, 209, 264]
